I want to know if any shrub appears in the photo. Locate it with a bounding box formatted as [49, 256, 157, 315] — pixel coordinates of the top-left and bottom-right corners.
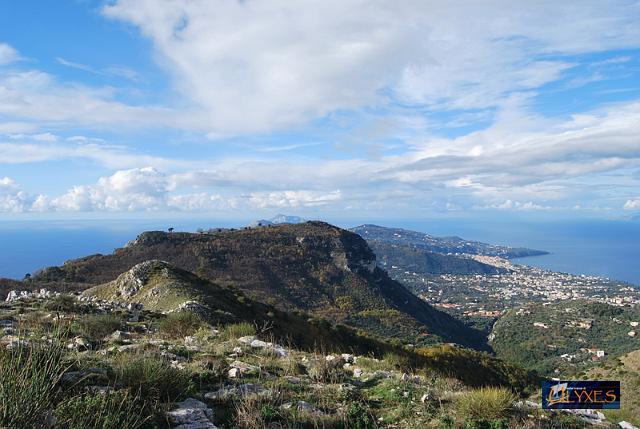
[54, 389, 149, 429]
[457, 387, 516, 421]
[158, 311, 204, 338]
[345, 401, 375, 429]
[308, 357, 346, 383]
[76, 314, 122, 341]
[0, 339, 67, 428]
[219, 321, 256, 341]
[44, 294, 78, 312]
[112, 353, 190, 401]
[383, 352, 412, 372]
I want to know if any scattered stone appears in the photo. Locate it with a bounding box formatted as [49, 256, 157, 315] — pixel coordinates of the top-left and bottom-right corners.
[67, 336, 90, 351]
[341, 353, 356, 364]
[420, 393, 432, 403]
[229, 360, 258, 376]
[228, 368, 242, 378]
[237, 336, 256, 345]
[166, 398, 217, 429]
[246, 338, 288, 357]
[117, 344, 141, 352]
[353, 368, 363, 378]
[340, 383, 356, 392]
[619, 422, 638, 429]
[284, 376, 301, 384]
[205, 383, 270, 400]
[61, 368, 108, 384]
[107, 330, 130, 342]
[282, 401, 322, 414]
[565, 409, 606, 424]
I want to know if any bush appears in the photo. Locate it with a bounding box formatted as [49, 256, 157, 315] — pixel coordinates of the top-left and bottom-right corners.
[54, 390, 149, 429]
[0, 339, 67, 427]
[76, 314, 122, 341]
[44, 294, 78, 312]
[158, 311, 204, 338]
[457, 387, 516, 421]
[112, 353, 190, 401]
[219, 321, 256, 341]
[345, 402, 375, 429]
[383, 352, 412, 372]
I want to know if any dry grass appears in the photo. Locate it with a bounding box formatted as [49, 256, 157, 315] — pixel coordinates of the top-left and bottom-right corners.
[456, 387, 516, 421]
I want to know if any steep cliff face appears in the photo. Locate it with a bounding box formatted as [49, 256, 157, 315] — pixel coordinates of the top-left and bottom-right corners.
[31, 222, 487, 349]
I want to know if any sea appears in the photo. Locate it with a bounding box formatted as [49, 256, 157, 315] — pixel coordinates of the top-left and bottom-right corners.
[0, 217, 638, 287]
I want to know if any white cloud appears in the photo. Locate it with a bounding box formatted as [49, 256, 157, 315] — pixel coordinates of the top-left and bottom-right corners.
[624, 199, 640, 210]
[0, 139, 197, 170]
[102, 0, 640, 134]
[247, 190, 342, 209]
[56, 57, 141, 82]
[0, 177, 33, 212]
[0, 43, 20, 65]
[51, 167, 169, 212]
[0, 69, 178, 130]
[0, 168, 344, 213]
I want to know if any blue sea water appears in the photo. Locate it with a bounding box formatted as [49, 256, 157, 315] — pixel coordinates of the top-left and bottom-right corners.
[0, 217, 638, 286]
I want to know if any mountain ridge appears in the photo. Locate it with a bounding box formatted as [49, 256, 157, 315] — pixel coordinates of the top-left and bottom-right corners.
[29, 221, 488, 349]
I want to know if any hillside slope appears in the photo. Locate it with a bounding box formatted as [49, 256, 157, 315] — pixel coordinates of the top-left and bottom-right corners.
[368, 241, 504, 276]
[490, 300, 640, 375]
[351, 224, 547, 259]
[32, 222, 487, 349]
[84, 260, 413, 355]
[586, 349, 640, 426]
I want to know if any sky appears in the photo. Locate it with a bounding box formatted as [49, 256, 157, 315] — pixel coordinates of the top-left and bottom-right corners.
[0, 0, 640, 221]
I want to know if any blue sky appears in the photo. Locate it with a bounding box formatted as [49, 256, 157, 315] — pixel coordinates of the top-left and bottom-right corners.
[1, 0, 639, 220]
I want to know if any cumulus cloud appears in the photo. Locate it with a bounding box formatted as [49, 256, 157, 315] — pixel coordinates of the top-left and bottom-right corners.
[0, 169, 344, 213]
[624, 199, 640, 210]
[51, 167, 169, 212]
[0, 177, 34, 212]
[103, 0, 640, 134]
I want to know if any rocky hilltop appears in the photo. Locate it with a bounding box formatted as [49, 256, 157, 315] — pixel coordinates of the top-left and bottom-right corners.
[30, 222, 487, 349]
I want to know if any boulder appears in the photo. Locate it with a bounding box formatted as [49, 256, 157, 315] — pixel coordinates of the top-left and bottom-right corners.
[166, 398, 217, 429]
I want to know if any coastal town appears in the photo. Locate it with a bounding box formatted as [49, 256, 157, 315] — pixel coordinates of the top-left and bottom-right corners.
[383, 255, 640, 319]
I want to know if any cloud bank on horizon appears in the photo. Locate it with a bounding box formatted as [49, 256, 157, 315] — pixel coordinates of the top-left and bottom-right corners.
[0, 0, 639, 217]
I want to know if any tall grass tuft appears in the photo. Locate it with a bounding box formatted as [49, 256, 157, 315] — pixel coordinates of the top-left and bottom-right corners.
[54, 389, 150, 429]
[158, 311, 205, 338]
[112, 353, 190, 402]
[75, 314, 122, 341]
[0, 338, 68, 428]
[457, 387, 516, 421]
[219, 321, 256, 341]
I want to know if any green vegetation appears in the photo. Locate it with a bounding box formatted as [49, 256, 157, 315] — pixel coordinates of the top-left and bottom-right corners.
[491, 300, 640, 375]
[75, 314, 123, 342]
[36, 222, 487, 349]
[112, 353, 191, 402]
[219, 321, 256, 341]
[0, 339, 67, 428]
[368, 240, 503, 276]
[0, 291, 583, 429]
[585, 349, 640, 426]
[157, 311, 205, 338]
[54, 390, 149, 429]
[456, 387, 516, 421]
